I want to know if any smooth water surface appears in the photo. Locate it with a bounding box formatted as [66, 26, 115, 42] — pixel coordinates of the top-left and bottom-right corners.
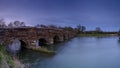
[19, 37, 120, 68]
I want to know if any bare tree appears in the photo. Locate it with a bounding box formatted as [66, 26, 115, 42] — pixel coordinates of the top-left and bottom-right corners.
[0, 19, 6, 28]
[20, 22, 25, 27]
[77, 24, 81, 31]
[76, 24, 86, 33]
[35, 24, 41, 28]
[14, 21, 20, 27]
[48, 25, 57, 28]
[118, 29, 120, 36]
[81, 26, 86, 32]
[8, 22, 14, 28]
[95, 27, 102, 32]
[10, 21, 26, 27]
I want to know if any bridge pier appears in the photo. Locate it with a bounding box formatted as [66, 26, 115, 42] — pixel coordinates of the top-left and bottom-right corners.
[63, 35, 69, 40]
[59, 36, 64, 42]
[47, 38, 54, 45]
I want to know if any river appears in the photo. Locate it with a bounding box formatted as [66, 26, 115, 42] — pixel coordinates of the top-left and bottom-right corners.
[19, 36, 120, 68]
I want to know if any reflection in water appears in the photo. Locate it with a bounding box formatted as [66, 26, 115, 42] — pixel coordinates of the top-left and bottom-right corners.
[19, 37, 120, 68]
[118, 37, 120, 42]
[118, 37, 120, 44]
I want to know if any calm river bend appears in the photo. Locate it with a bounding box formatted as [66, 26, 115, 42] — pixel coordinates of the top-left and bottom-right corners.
[19, 36, 120, 68]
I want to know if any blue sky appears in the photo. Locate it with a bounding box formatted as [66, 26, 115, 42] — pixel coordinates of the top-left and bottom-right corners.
[0, 0, 120, 31]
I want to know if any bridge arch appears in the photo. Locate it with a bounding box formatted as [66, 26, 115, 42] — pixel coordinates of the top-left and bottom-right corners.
[7, 38, 27, 56]
[38, 38, 47, 47]
[63, 35, 66, 41]
[53, 35, 60, 43]
[63, 34, 69, 41]
[19, 40, 27, 48]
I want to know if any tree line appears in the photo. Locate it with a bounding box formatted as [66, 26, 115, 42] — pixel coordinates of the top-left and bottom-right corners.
[0, 19, 86, 33]
[1, 19, 120, 34]
[0, 19, 26, 28]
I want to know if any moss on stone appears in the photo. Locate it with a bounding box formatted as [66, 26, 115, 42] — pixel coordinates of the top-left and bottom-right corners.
[31, 46, 56, 55]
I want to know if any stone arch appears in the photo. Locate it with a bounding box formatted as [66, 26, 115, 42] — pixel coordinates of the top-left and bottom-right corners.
[7, 38, 27, 56]
[63, 34, 68, 40]
[19, 40, 27, 48]
[38, 38, 47, 46]
[53, 35, 60, 43]
[68, 34, 70, 39]
[63, 35, 66, 40]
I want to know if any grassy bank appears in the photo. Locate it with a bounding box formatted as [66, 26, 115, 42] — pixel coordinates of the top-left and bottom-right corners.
[0, 45, 14, 68]
[0, 52, 2, 68]
[0, 45, 24, 68]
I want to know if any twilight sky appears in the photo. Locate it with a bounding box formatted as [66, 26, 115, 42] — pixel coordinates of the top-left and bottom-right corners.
[0, 0, 120, 31]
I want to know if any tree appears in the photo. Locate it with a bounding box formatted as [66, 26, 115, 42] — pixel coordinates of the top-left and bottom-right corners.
[11, 21, 26, 27]
[40, 24, 48, 28]
[20, 22, 25, 27]
[77, 24, 81, 30]
[0, 19, 6, 28]
[8, 22, 14, 28]
[76, 24, 86, 33]
[118, 29, 120, 36]
[48, 25, 57, 29]
[14, 21, 20, 27]
[81, 26, 86, 32]
[76, 24, 81, 33]
[95, 27, 102, 32]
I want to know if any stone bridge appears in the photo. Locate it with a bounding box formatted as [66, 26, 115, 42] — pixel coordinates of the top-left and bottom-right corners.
[0, 27, 77, 51]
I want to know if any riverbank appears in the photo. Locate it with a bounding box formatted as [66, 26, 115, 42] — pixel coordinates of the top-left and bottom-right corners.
[0, 45, 24, 68]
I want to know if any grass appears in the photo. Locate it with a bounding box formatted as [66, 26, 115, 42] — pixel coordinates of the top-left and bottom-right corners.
[0, 53, 2, 68]
[6, 53, 14, 68]
[0, 45, 4, 68]
[0, 45, 14, 68]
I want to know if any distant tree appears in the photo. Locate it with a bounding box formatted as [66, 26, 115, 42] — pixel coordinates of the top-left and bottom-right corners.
[35, 24, 48, 28]
[118, 29, 120, 36]
[63, 26, 74, 31]
[77, 24, 81, 30]
[20, 22, 25, 27]
[14, 21, 21, 27]
[35, 24, 40, 27]
[11, 21, 26, 27]
[58, 26, 63, 29]
[76, 24, 81, 33]
[0, 19, 6, 28]
[8, 22, 14, 28]
[48, 25, 58, 29]
[40, 24, 47, 28]
[119, 29, 120, 32]
[81, 26, 86, 32]
[76, 24, 86, 33]
[95, 27, 102, 33]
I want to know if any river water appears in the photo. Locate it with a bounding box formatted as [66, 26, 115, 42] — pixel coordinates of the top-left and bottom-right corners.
[19, 36, 120, 68]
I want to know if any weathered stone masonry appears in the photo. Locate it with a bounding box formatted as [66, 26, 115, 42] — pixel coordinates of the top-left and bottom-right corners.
[0, 27, 77, 49]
